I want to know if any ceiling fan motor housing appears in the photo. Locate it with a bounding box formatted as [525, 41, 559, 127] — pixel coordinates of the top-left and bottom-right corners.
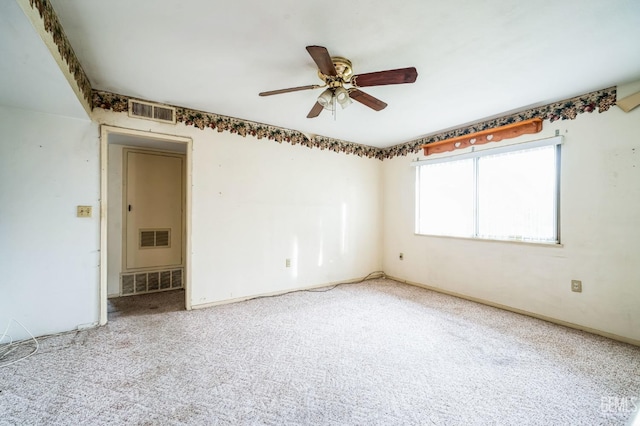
[318, 57, 353, 86]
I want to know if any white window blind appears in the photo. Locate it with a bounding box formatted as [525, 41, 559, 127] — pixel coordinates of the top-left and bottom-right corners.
[416, 159, 475, 238]
[415, 136, 561, 243]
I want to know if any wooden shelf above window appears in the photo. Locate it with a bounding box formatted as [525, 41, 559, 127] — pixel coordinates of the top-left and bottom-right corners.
[421, 118, 543, 156]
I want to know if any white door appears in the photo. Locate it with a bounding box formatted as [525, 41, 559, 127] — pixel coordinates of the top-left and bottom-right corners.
[125, 150, 184, 270]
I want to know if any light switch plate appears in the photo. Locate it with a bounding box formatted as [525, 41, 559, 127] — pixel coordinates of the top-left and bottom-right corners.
[77, 206, 92, 217]
[571, 280, 582, 293]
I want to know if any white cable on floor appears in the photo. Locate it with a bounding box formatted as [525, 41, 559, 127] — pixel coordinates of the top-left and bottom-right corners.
[249, 270, 387, 300]
[0, 318, 39, 368]
[304, 270, 386, 292]
[0, 321, 16, 358]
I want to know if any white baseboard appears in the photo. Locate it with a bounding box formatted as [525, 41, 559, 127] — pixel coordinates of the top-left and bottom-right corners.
[191, 272, 385, 310]
[77, 322, 98, 331]
[386, 275, 640, 347]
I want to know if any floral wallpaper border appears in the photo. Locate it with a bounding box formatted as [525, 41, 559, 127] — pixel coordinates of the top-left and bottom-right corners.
[27, 0, 92, 107]
[27, 0, 617, 161]
[93, 87, 616, 161]
[380, 86, 617, 160]
[92, 90, 382, 159]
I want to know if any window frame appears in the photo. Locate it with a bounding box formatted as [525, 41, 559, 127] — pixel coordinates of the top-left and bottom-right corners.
[414, 136, 562, 244]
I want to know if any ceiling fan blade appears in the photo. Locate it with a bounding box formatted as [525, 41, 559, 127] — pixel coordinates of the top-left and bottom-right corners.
[352, 67, 418, 87]
[259, 85, 321, 96]
[306, 46, 337, 76]
[307, 102, 324, 118]
[349, 89, 387, 111]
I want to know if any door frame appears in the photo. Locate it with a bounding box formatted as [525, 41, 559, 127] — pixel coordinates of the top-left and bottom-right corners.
[99, 125, 193, 325]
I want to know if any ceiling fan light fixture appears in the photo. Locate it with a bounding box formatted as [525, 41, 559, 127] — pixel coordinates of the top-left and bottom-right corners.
[334, 86, 352, 109]
[317, 88, 334, 110]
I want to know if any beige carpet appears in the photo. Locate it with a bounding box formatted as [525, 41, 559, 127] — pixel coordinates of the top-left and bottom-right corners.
[1, 279, 639, 425]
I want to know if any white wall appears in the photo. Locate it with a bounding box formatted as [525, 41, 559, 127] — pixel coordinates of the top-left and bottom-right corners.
[382, 103, 640, 342]
[0, 106, 100, 340]
[190, 130, 382, 304]
[94, 110, 383, 308]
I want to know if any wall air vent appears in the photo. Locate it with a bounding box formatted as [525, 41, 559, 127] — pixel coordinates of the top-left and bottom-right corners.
[121, 268, 183, 296]
[140, 229, 171, 248]
[128, 99, 176, 124]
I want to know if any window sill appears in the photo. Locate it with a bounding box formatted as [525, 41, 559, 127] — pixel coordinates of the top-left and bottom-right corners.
[414, 233, 563, 248]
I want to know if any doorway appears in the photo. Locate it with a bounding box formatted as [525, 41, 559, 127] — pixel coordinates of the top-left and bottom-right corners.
[121, 149, 184, 295]
[100, 126, 192, 325]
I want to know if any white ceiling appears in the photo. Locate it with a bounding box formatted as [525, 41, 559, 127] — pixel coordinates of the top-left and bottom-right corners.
[0, 0, 87, 118]
[14, 1, 640, 148]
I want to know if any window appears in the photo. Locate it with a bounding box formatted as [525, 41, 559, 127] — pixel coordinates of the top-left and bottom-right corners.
[415, 136, 561, 243]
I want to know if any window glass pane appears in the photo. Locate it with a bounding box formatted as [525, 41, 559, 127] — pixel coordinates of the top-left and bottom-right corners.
[417, 159, 474, 237]
[477, 145, 556, 242]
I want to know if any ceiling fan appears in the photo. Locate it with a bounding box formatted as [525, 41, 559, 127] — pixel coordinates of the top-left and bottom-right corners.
[259, 45, 418, 118]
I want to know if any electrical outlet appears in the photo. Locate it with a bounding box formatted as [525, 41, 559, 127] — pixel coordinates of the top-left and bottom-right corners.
[399, 252, 404, 260]
[571, 280, 582, 293]
[285, 259, 291, 268]
[77, 206, 92, 217]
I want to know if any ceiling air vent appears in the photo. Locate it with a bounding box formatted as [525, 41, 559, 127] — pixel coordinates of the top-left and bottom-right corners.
[128, 99, 176, 124]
